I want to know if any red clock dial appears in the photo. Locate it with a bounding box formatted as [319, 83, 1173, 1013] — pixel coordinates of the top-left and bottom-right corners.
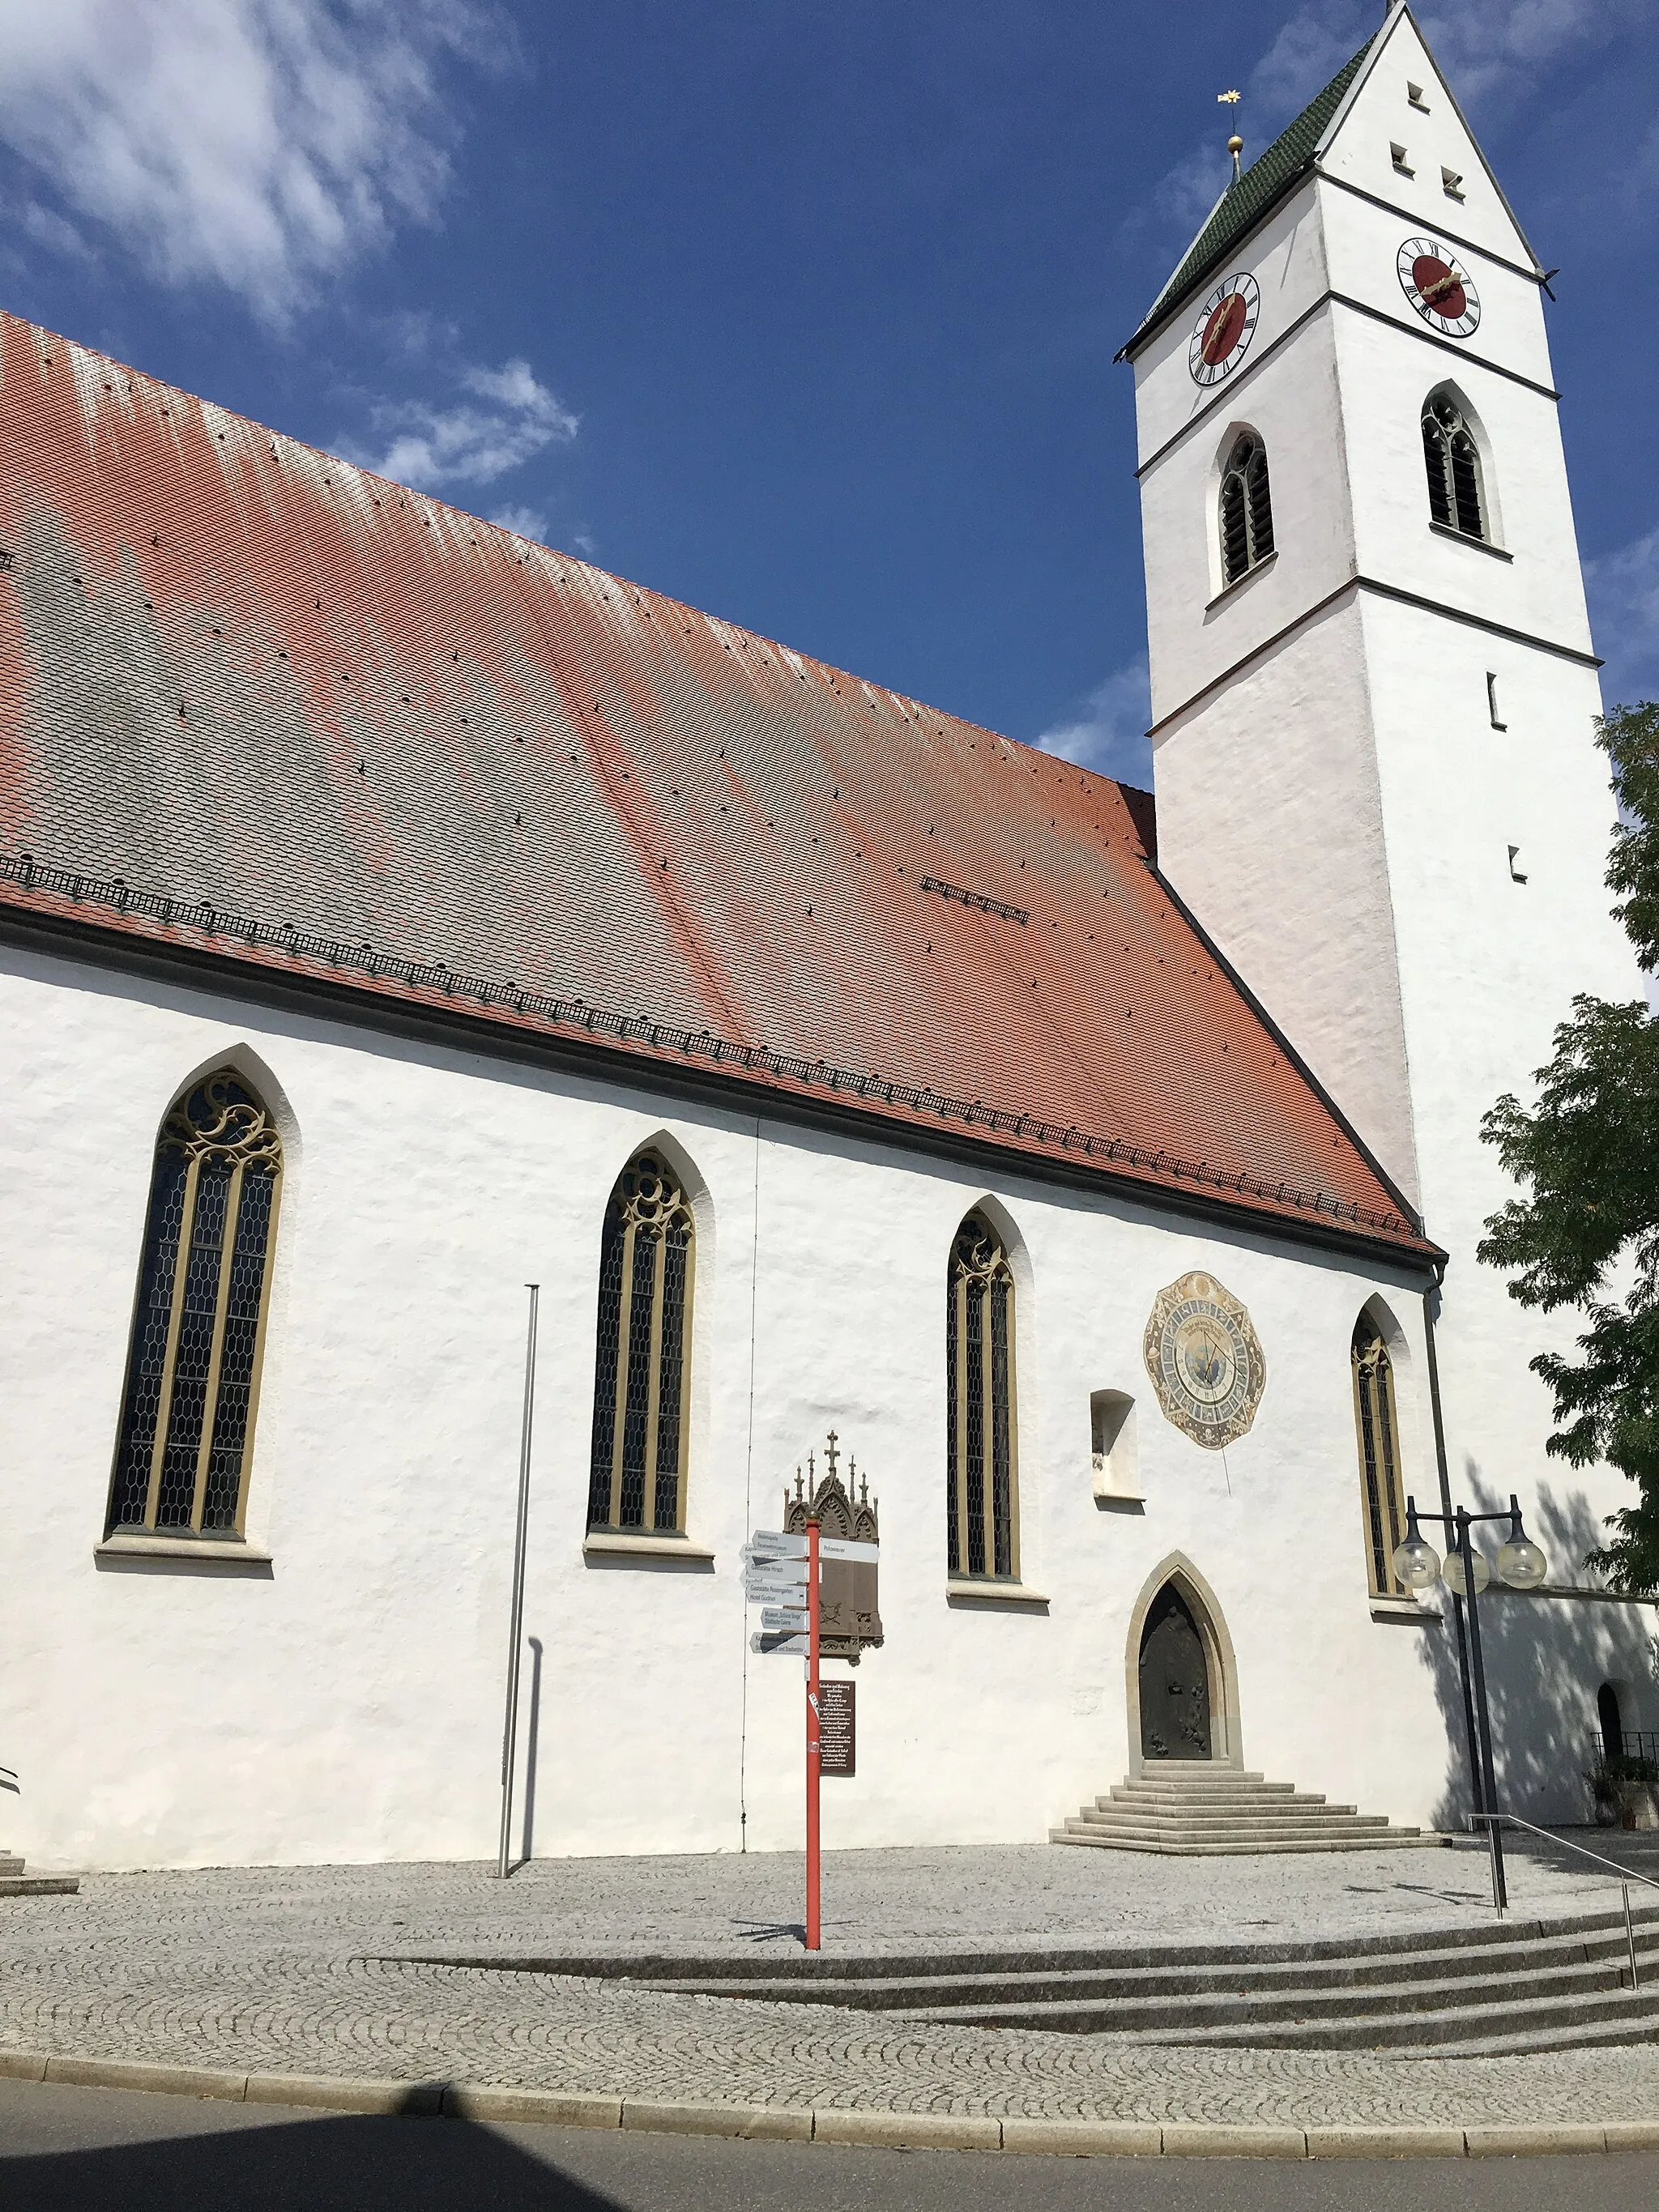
[1188, 273, 1260, 386]
[1200, 292, 1248, 366]
[1397, 236, 1481, 337]
[1411, 255, 1466, 322]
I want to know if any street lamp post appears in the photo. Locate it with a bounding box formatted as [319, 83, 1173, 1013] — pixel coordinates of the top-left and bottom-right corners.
[1391, 1494, 1549, 1913]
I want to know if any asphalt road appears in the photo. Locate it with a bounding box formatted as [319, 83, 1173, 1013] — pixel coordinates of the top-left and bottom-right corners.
[3, 2078, 1659, 2211]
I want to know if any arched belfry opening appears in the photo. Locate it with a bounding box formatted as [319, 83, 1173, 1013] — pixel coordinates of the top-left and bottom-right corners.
[1123, 1554, 1242, 1772]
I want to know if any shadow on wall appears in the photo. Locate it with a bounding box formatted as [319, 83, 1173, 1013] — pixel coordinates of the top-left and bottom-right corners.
[1422, 1468, 1659, 1831]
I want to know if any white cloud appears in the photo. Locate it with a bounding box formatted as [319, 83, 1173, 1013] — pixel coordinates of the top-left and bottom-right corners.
[489, 503, 549, 544]
[356, 360, 578, 492]
[0, 0, 502, 318]
[1585, 523, 1659, 710]
[1034, 661, 1153, 786]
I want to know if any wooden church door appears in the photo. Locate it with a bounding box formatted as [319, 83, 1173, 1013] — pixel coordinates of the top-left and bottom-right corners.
[1139, 1584, 1212, 1761]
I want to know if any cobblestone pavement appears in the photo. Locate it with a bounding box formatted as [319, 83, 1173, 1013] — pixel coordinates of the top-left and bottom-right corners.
[3, 1843, 1659, 2129]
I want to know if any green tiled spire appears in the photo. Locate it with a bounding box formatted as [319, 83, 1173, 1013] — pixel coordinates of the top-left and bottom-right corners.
[1123, 36, 1375, 358]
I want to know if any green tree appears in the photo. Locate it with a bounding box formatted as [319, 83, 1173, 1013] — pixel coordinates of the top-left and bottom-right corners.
[1478, 701, 1659, 1595]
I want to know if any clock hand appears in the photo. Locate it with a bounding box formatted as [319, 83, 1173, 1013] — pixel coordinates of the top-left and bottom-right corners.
[1418, 268, 1464, 305]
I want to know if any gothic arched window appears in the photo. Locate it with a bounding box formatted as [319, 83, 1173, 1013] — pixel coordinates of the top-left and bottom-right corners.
[587, 1150, 695, 1532]
[1219, 433, 1274, 586]
[1422, 390, 1487, 540]
[1351, 1314, 1408, 1596]
[108, 1071, 284, 1537]
[946, 1211, 1020, 1580]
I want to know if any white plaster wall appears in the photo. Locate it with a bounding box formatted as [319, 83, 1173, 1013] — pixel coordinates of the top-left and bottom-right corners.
[1141, 307, 1357, 724]
[3, 940, 1589, 1872]
[1150, 598, 1419, 1204]
[1132, 185, 1330, 483]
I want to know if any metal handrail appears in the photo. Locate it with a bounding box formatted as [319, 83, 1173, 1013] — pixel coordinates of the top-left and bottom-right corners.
[1473, 1812, 1659, 1990]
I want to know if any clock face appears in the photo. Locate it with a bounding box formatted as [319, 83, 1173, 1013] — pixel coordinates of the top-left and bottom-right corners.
[1143, 1271, 1267, 1450]
[1188, 273, 1260, 386]
[1397, 236, 1481, 336]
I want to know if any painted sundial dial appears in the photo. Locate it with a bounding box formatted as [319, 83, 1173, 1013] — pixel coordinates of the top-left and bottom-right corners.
[1188, 272, 1260, 386]
[1143, 1271, 1266, 1449]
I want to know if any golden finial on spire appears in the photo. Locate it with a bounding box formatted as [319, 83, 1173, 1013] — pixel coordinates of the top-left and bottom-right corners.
[1218, 89, 1243, 182]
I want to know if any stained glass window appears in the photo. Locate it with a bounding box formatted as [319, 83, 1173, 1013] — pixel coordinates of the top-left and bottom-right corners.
[109, 1071, 283, 1537]
[1352, 1315, 1408, 1597]
[947, 1212, 1020, 1579]
[587, 1152, 695, 1532]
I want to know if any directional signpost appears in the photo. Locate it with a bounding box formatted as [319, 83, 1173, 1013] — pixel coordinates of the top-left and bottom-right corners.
[743, 1522, 822, 1946]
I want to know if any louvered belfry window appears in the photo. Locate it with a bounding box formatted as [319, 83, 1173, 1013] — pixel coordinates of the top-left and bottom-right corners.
[1352, 1316, 1408, 1597]
[587, 1151, 695, 1532]
[1422, 391, 1486, 540]
[108, 1072, 284, 1537]
[946, 1212, 1020, 1579]
[1218, 433, 1274, 586]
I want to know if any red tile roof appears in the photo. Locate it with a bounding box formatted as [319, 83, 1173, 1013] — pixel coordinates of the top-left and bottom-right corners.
[0, 312, 1429, 1256]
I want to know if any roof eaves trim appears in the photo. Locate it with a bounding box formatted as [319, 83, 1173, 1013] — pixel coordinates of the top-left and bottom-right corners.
[0, 853, 1435, 1256]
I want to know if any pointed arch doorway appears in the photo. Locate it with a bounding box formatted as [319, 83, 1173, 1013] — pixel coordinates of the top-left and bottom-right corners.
[1124, 1555, 1243, 1774]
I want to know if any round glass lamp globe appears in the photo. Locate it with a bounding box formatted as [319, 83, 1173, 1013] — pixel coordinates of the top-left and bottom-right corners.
[1391, 1536, 1441, 1591]
[1496, 1536, 1548, 1589]
[1442, 1549, 1491, 1597]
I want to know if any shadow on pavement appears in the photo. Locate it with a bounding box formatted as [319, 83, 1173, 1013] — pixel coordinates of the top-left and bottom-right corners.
[0, 2109, 626, 2212]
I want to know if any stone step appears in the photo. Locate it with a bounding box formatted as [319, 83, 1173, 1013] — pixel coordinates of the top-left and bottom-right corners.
[1090, 1981, 1659, 2053]
[0, 1875, 79, 1896]
[632, 1924, 1659, 2019]
[902, 1954, 1650, 2037]
[1077, 1806, 1382, 1830]
[1077, 1821, 1388, 1839]
[1107, 1786, 1325, 1805]
[1051, 1827, 1431, 1855]
[0, 1855, 24, 1878]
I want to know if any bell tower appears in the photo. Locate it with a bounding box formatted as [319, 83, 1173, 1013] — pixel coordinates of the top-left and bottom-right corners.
[1123, 8, 1640, 1511]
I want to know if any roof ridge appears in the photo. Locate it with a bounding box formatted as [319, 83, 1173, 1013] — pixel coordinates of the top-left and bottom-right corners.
[1121, 31, 1377, 357]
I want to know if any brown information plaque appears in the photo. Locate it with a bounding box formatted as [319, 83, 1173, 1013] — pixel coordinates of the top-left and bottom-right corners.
[819, 1680, 855, 1778]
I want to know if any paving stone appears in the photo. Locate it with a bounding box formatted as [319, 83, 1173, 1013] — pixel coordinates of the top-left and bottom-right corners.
[2, 1847, 1658, 2137]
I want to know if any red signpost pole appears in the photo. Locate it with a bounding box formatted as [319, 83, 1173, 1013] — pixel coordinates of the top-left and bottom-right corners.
[805, 1513, 821, 1951]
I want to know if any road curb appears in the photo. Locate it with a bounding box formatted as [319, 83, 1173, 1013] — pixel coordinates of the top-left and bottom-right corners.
[2, 2050, 1657, 2157]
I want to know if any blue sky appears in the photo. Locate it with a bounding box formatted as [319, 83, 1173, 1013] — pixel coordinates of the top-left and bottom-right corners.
[0, 0, 1653, 789]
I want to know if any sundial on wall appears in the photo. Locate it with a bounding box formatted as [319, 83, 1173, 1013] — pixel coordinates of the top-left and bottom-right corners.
[1143, 1271, 1266, 1449]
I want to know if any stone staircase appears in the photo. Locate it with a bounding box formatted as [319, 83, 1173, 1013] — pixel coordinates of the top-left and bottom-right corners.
[1050, 1763, 1426, 1855]
[0, 1850, 78, 1897]
[403, 1903, 1659, 2055]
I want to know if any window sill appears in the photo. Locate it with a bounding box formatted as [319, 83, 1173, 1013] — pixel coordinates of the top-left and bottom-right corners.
[95, 1531, 271, 1566]
[1205, 548, 1277, 611]
[1371, 1596, 1440, 1623]
[582, 1529, 714, 1566]
[947, 1576, 1049, 1610]
[1430, 520, 1512, 561]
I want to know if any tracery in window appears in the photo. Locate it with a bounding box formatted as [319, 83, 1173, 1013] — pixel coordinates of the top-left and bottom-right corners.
[1352, 1314, 1408, 1597]
[587, 1150, 695, 1532]
[946, 1211, 1020, 1579]
[1218, 432, 1274, 587]
[109, 1071, 284, 1537]
[1422, 390, 1487, 540]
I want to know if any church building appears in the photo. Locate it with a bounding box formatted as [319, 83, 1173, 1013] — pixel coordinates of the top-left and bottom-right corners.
[2, 5, 1654, 1871]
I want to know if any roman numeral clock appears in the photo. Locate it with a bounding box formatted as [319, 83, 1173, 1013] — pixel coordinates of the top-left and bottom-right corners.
[1188, 273, 1260, 386]
[1397, 236, 1482, 337]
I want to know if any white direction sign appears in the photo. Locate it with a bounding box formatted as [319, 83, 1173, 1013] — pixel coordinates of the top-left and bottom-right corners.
[744, 1531, 807, 1561]
[751, 1630, 808, 1656]
[761, 1606, 810, 1631]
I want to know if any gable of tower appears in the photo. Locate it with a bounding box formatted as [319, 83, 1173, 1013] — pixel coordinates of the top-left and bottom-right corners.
[1316, 5, 1539, 275]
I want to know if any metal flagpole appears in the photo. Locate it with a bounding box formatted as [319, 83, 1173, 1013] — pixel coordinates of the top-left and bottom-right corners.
[497, 1284, 539, 1880]
[805, 1512, 821, 1950]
